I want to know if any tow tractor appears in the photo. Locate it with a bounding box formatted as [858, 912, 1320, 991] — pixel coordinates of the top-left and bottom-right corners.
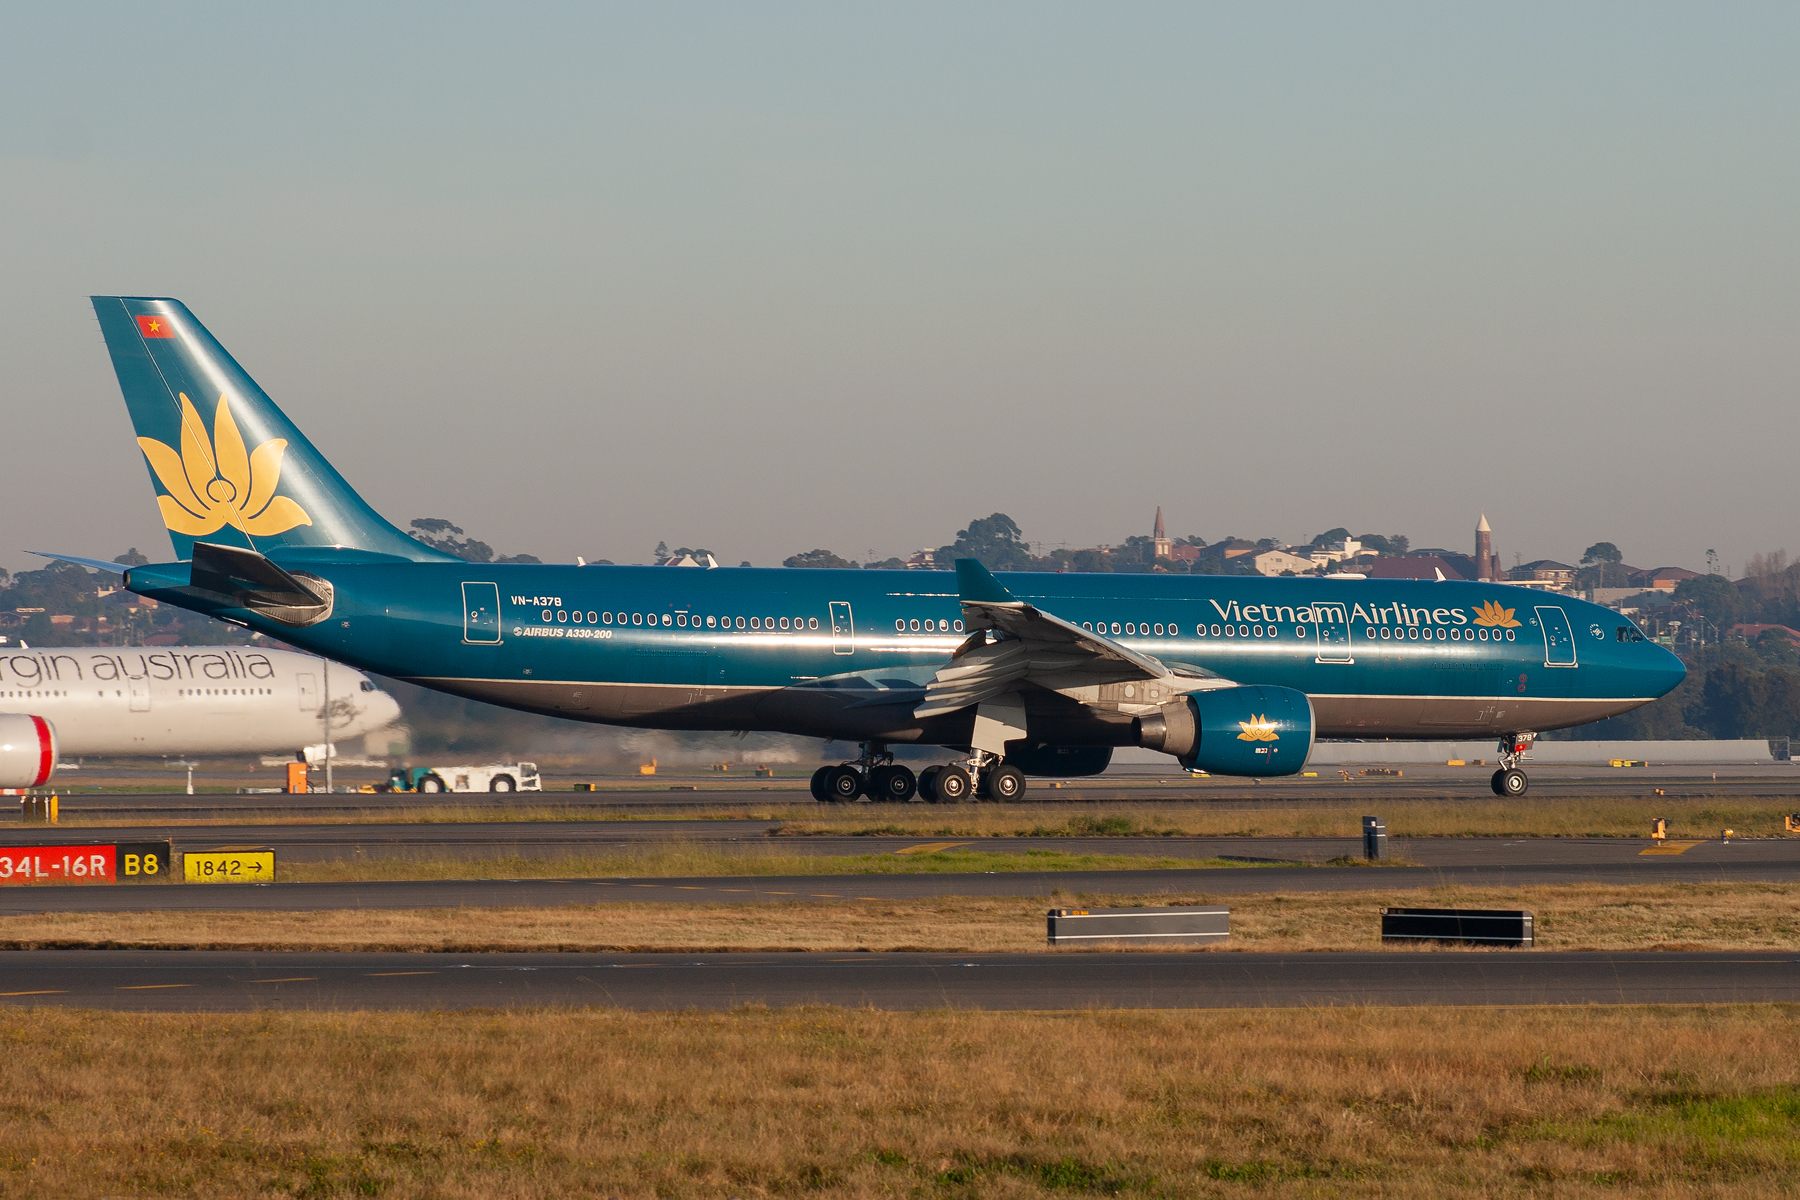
[365, 763, 541, 794]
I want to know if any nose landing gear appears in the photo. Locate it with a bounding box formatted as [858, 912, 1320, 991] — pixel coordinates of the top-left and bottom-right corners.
[1490, 733, 1537, 797]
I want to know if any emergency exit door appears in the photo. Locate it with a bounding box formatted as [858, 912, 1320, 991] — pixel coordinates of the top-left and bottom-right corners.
[829, 602, 854, 655]
[463, 582, 501, 644]
[1536, 606, 1578, 667]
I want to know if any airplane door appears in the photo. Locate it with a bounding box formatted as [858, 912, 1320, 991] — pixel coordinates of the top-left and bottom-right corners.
[298, 672, 318, 711]
[1313, 605, 1353, 663]
[829, 602, 854, 655]
[1536, 606, 1578, 667]
[462, 582, 501, 644]
[128, 678, 150, 712]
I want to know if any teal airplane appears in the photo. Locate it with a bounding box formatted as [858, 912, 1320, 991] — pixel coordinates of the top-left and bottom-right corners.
[60, 296, 1684, 803]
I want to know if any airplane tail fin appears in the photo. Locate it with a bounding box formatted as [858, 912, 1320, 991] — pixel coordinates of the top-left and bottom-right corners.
[90, 297, 456, 563]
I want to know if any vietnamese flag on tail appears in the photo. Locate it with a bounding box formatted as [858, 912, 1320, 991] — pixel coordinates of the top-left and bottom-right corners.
[135, 314, 174, 338]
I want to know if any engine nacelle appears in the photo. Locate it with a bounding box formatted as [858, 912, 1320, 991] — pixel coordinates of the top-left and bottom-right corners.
[1137, 686, 1313, 777]
[0, 714, 56, 789]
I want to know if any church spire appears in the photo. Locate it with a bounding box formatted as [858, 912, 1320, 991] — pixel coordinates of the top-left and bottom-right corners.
[1154, 506, 1166, 539]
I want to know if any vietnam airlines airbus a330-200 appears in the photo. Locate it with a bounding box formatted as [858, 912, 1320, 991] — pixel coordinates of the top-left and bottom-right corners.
[40, 297, 1685, 803]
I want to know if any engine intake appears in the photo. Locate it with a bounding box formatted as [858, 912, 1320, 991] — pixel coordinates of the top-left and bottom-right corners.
[1138, 686, 1314, 777]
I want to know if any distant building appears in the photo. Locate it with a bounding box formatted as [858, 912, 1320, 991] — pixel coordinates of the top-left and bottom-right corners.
[1153, 507, 1172, 561]
[1474, 514, 1501, 581]
[1629, 566, 1699, 591]
[1308, 537, 1365, 569]
[904, 548, 939, 570]
[1731, 623, 1800, 647]
[1511, 559, 1577, 589]
[1413, 548, 1481, 581]
[1366, 556, 1466, 581]
[1251, 549, 1316, 576]
[1167, 543, 1201, 565]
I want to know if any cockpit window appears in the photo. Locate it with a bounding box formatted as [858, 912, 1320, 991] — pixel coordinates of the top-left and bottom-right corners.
[360, 680, 377, 691]
[1615, 624, 1645, 643]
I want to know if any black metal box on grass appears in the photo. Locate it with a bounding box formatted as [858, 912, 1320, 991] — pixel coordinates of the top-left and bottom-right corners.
[1382, 907, 1533, 947]
[1047, 906, 1229, 946]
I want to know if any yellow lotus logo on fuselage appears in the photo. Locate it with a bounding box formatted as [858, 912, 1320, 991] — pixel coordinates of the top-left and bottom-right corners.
[1471, 600, 1522, 629]
[137, 393, 312, 537]
[1237, 715, 1279, 742]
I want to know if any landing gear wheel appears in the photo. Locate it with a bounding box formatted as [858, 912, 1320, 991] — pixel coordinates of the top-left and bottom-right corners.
[935, 764, 973, 802]
[918, 765, 942, 802]
[871, 765, 917, 802]
[987, 764, 1027, 802]
[1490, 769, 1506, 796]
[1497, 767, 1528, 798]
[826, 765, 865, 803]
[810, 766, 832, 802]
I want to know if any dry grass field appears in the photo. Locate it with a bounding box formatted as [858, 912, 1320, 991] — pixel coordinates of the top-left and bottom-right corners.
[0, 1004, 1796, 1197]
[3, 880, 1795, 953]
[266, 844, 1271, 884]
[776, 797, 1800, 841]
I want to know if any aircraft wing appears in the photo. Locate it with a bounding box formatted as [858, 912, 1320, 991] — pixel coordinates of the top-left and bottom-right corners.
[913, 560, 1173, 719]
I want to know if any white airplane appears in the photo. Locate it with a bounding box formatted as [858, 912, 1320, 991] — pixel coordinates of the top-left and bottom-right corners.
[0, 645, 401, 785]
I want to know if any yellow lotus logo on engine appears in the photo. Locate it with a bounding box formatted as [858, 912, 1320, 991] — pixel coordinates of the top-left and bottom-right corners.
[1237, 715, 1280, 742]
[1471, 600, 1522, 628]
[137, 394, 312, 538]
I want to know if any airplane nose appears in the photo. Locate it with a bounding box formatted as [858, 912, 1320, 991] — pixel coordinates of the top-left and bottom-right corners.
[1651, 647, 1687, 698]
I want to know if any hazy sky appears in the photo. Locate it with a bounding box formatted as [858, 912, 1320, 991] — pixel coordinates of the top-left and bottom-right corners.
[2, 4, 1794, 577]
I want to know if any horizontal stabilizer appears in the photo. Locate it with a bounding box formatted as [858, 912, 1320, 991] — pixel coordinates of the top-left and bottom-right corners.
[188, 541, 334, 627]
[27, 551, 126, 575]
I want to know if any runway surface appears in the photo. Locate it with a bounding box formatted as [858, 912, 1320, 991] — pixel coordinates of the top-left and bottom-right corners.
[30, 761, 1800, 818]
[3, 845, 1796, 913]
[0, 949, 1793, 1011]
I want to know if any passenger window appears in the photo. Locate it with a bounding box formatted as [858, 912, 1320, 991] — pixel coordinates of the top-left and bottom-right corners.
[809, 617, 819, 630]
[895, 620, 905, 632]
[736, 617, 746, 629]
[750, 617, 761, 630]
[778, 617, 788, 630]
[1153, 623, 1164, 635]
[910, 619, 920, 631]
[603, 612, 612, 624]
[633, 613, 643, 626]
[587, 612, 597, 623]
[662, 614, 672, 626]
[707, 615, 716, 628]
[953, 620, 964, 632]
[1110, 622, 1121, 634]
[1194, 624, 1205, 636]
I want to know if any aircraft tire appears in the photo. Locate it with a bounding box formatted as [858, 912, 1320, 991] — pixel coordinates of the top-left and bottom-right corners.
[875, 765, 917, 802]
[935, 764, 973, 802]
[1499, 768, 1529, 798]
[490, 775, 516, 793]
[810, 766, 832, 802]
[1490, 769, 1506, 796]
[827, 765, 865, 803]
[918, 765, 942, 802]
[418, 774, 446, 794]
[988, 764, 1027, 801]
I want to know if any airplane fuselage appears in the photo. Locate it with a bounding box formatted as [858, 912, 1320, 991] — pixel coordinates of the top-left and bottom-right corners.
[126, 559, 1684, 751]
[0, 645, 400, 757]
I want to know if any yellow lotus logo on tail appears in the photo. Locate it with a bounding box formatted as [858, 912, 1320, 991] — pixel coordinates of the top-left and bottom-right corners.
[1237, 715, 1280, 742]
[137, 393, 312, 537]
[1472, 600, 1522, 629]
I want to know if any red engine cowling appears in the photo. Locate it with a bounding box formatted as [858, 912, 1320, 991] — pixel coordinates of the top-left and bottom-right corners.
[0, 714, 56, 788]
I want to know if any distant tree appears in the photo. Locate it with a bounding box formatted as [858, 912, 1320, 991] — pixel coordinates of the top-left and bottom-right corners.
[784, 549, 859, 570]
[113, 548, 150, 566]
[1581, 542, 1623, 564]
[1255, 537, 1278, 551]
[495, 554, 543, 564]
[1180, 535, 1207, 548]
[865, 557, 907, 570]
[937, 513, 1032, 572]
[409, 518, 494, 563]
[1070, 548, 1114, 573]
[1673, 574, 1742, 637]
[1752, 629, 1800, 669]
[1357, 534, 1409, 557]
[739, 561, 752, 568]
[1309, 527, 1350, 548]
[654, 541, 669, 559]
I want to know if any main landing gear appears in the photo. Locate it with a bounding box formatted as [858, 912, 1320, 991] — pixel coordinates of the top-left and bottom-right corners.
[917, 753, 1027, 804]
[810, 743, 917, 803]
[1489, 732, 1538, 797]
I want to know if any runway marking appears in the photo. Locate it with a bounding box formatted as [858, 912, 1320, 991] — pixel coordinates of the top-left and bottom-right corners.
[811, 893, 841, 898]
[674, 886, 706, 890]
[117, 984, 194, 990]
[366, 972, 437, 977]
[1641, 841, 1706, 856]
[0, 990, 67, 997]
[718, 888, 748, 893]
[766, 891, 795, 895]
[246, 978, 316, 984]
[896, 842, 970, 855]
